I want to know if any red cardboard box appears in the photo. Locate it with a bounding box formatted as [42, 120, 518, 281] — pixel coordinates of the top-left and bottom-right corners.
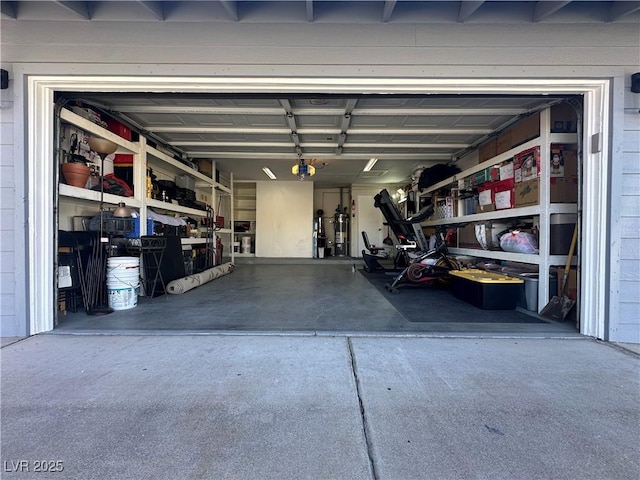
[113, 154, 133, 167]
[492, 178, 515, 210]
[477, 183, 494, 207]
[106, 118, 132, 141]
[514, 146, 540, 183]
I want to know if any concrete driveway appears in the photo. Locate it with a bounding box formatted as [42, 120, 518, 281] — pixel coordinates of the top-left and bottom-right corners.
[1, 334, 639, 479]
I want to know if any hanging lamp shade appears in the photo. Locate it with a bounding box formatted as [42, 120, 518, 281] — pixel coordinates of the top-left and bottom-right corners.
[113, 202, 133, 218]
[88, 137, 118, 155]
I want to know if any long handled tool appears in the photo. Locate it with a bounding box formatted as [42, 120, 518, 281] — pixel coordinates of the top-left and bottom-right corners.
[383, 225, 393, 246]
[540, 223, 578, 321]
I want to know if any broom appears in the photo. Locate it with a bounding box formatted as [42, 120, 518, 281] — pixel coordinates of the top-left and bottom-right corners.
[540, 223, 578, 321]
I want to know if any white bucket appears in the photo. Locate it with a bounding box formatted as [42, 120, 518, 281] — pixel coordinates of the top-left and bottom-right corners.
[241, 236, 251, 254]
[107, 256, 140, 310]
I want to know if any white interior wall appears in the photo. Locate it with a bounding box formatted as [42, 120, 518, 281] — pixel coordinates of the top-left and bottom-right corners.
[0, 19, 638, 340]
[255, 181, 313, 258]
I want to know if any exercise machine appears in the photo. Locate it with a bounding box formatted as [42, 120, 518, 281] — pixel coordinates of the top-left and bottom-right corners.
[384, 227, 461, 294]
[361, 188, 431, 273]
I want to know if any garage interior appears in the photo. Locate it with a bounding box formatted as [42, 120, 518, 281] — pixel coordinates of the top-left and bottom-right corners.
[54, 90, 583, 335]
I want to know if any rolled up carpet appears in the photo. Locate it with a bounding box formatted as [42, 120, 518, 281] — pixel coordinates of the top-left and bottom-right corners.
[166, 262, 235, 294]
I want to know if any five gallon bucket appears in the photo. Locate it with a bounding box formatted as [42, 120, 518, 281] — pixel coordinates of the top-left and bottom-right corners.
[241, 236, 251, 254]
[106, 256, 140, 310]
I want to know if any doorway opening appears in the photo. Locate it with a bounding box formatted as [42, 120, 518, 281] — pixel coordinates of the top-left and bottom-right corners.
[24, 76, 610, 337]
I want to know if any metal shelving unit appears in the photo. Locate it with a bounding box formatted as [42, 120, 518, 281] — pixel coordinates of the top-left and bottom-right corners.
[58, 106, 234, 271]
[419, 108, 579, 311]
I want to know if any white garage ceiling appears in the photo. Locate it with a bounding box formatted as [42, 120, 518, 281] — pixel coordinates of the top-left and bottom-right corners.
[60, 92, 574, 186]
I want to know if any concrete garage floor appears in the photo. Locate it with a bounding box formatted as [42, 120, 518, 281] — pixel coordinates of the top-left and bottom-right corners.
[1, 335, 639, 480]
[54, 263, 579, 336]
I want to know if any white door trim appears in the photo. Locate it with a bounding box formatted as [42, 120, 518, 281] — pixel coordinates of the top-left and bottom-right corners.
[24, 74, 611, 337]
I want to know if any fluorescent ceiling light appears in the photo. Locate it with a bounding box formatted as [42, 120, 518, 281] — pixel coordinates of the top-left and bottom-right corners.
[262, 167, 277, 180]
[363, 158, 378, 172]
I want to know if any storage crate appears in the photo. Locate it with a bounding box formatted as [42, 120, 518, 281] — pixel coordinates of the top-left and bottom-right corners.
[449, 269, 523, 310]
[106, 118, 132, 140]
[124, 218, 155, 238]
[434, 196, 456, 219]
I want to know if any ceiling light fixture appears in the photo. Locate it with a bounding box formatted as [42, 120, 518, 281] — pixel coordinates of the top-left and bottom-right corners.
[363, 158, 378, 172]
[262, 167, 277, 180]
[291, 159, 315, 180]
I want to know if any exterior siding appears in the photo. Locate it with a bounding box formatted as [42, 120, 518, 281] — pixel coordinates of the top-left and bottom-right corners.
[0, 18, 638, 340]
[613, 93, 640, 342]
[0, 84, 18, 336]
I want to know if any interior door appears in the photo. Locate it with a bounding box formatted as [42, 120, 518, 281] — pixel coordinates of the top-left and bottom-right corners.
[357, 194, 385, 257]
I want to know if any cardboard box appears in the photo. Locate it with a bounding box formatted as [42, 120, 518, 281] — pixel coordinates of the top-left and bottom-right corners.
[550, 144, 579, 203]
[479, 138, 498, 163]
[510, 112, 540, 148]
[513, 146, 540, 183]
[457, 223, 478, 248]
[496, 112, 541, 153]
[493, 178, 515, 210]
[477, 184, 493, 207]
[550, 177, 579, 203]
[193, 158, 213, 178]
[499, 161, 514, 180]
[514, 178, 539, 207]
[434, 196, 457, 219]
[496, 130, 512, 154]
[475, 203, 496, 214]
[478, 178, 516, 211]
[472, 167, 499, 186]
[550, 103, 578, 133]
[550, 144, 577, 178]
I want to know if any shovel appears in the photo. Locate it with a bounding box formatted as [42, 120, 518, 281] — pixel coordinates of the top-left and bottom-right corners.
[540, 223, 578, 321]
